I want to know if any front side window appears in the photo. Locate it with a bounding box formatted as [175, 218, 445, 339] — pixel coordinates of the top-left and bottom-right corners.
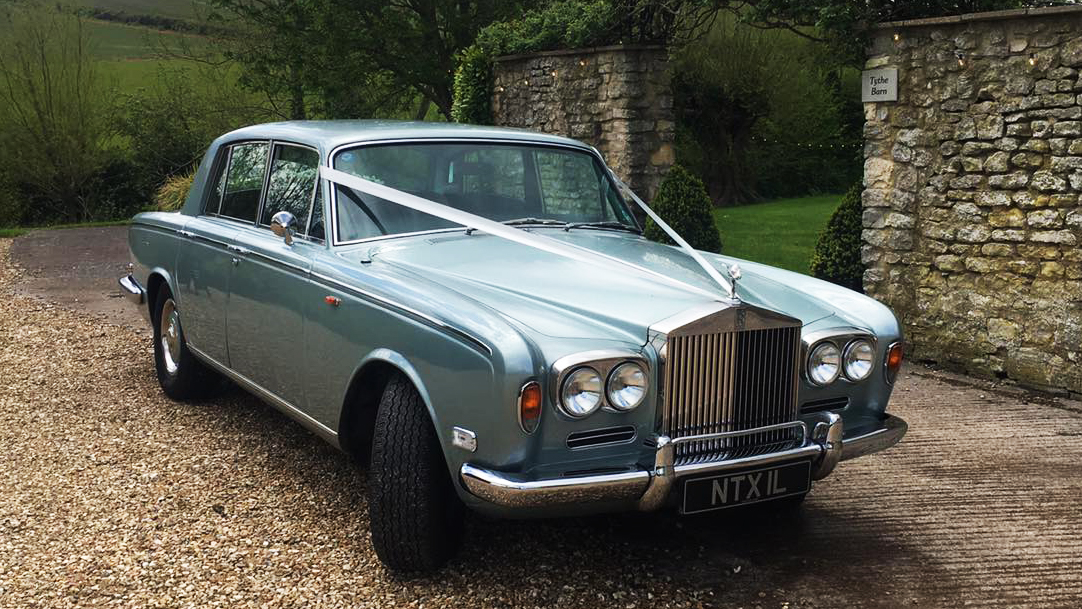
[219, 142, 269, 222]
[333, 142, 635, 242]
[260, 144, 320, 228]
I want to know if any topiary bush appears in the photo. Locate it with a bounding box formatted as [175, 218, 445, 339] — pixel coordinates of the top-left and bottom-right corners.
[810, 184, 864, 292]
[644, 165, 722, 254]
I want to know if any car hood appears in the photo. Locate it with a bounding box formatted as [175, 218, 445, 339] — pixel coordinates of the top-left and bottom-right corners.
[347, 230, 838, 345]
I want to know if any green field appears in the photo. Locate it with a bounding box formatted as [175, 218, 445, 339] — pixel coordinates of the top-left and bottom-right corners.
[68, 0, 209, 20]
[714, 194, 841, 274]
[85, 17, 207, 60]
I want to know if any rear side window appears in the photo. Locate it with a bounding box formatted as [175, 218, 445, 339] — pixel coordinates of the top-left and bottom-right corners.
[260, 144, 319, 228]
[219, 142, 269, 221]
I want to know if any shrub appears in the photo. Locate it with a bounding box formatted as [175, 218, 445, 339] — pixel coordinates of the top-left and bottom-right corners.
[451, 46, 493, 125]
[810, 184, 864, 292]
[155, 170, 196, 212]
[644, 165, 722, 254]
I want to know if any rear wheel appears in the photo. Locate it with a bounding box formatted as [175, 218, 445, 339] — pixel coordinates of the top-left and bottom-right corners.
[368, 374, 464, 572]
[152, 284, 217, 400]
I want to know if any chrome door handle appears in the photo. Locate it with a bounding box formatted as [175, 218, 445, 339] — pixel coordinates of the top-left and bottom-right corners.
[227, 245, 250, 255]
[231, 257, 240, 266]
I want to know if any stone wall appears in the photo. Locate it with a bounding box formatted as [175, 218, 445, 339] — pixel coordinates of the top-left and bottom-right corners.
[491, 45, 674, 203]
[863, 6, 1082, 395]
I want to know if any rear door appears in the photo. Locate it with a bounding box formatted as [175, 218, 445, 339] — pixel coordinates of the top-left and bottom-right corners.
[226, 142, 323, 410]
[175, 141, 269, 364]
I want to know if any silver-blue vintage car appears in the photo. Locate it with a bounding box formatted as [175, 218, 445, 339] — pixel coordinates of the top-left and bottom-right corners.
[120, 121, 907, 571]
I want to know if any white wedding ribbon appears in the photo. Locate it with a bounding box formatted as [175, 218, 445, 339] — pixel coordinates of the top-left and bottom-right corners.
[320, 165, 731, 301]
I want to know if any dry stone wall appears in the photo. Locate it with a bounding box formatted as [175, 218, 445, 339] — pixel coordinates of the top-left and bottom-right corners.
[491, 45, 674, 203]
[863, 7, 1082, 394]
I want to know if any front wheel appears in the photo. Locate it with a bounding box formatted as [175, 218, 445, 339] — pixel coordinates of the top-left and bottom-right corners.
[368, 374, 464, 572]
[152, 284, 216, 400]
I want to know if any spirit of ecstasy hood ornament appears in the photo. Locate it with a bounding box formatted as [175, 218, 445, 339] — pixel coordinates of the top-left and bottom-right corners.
[728, 263, 742, 300]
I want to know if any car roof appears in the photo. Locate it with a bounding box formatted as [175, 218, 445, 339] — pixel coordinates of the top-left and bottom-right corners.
[219, 120, 594, 154]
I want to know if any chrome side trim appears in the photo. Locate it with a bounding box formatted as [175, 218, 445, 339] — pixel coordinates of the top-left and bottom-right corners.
[309, 270, 492, 356]
[186, 344, 340, 448]
[840, 414, 907, 461]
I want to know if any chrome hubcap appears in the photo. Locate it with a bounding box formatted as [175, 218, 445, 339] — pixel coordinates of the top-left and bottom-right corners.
[160, 298, 182, 375]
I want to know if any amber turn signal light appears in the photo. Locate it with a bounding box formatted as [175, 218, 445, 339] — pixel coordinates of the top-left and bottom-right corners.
[886, 343, 904, 384]
[518, 381, 542, 434]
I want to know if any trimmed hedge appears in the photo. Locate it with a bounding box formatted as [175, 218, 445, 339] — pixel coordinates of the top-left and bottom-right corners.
[810, 184, 864, 292]
[644, 165, 722, 254]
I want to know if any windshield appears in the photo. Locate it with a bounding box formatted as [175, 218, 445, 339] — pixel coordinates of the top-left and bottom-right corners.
[332, 142, 638, 242]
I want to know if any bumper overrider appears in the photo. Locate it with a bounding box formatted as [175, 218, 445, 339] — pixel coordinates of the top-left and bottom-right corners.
[460, 412, 907, 511]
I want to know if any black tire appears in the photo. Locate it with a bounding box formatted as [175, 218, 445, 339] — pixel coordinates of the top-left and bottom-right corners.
[152, 284, 217, 400]
[368, 374, 464, 572]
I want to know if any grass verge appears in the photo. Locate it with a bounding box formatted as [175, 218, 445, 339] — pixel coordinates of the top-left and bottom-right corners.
[0, 220, 131, 239]
[714, 194, 842, 274]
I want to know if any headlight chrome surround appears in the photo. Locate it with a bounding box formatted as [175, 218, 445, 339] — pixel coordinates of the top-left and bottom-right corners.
[559, 367, 603, 418]
[843, 339, 875, 381]
[606, 362, 648, 412]
[807, 341, 841, 386]
[551, 350, 651, 419]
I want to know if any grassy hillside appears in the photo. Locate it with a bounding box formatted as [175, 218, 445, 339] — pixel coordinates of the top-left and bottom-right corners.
[713, 194, 841, 274]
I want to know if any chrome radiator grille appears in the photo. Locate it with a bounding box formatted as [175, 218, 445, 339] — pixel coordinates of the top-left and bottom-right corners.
[662, 325, 801, 464]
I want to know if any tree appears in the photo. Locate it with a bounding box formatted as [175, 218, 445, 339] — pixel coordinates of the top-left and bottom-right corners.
[0, 4, 116, 222]
[206, 0, 532, 120]
[726, 0, 1024, 63]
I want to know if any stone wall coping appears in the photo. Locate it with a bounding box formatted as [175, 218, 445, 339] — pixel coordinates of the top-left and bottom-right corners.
[493, 44, 666, 63]
[875, 4, 1082, 29]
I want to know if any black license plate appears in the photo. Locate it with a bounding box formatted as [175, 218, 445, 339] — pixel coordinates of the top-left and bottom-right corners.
[681, 460, 811, 514]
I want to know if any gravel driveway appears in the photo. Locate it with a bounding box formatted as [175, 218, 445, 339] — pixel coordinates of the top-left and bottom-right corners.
[1, 231, 1081, 608]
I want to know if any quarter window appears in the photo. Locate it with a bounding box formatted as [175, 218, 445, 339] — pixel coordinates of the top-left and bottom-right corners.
[219, 142, 269, 222]
[260, 144, 320, 228]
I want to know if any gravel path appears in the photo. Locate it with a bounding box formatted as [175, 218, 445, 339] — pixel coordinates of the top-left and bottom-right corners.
[1, 235, 1081, 608]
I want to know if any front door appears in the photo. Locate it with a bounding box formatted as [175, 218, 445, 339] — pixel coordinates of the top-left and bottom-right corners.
[226, 143, 323, 409]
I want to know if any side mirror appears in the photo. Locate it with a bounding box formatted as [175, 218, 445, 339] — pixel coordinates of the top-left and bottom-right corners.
[270, 210, 297, 245]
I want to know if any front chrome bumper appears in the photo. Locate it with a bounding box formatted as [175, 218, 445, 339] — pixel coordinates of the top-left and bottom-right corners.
[460, 413, 907, 511]
[118, 273, 145, 306]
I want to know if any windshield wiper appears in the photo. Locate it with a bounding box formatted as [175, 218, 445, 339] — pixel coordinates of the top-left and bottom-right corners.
[502, 217, 567, 226]
[563, 221, 641, 233]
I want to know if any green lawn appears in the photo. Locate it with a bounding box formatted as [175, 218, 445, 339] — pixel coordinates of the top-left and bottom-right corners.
[714, 194, 842, 274]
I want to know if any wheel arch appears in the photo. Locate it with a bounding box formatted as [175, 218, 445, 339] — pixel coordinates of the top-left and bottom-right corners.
[145, 269, 174, 321]
[337, 349, 439, 462]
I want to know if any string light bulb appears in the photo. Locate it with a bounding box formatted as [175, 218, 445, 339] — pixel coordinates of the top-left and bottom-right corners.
[893, 32, 900, 42]
[1028, 55, 1037, 66]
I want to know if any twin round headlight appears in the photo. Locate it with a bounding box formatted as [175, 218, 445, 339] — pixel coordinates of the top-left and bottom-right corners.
[560, 362, 647, 418]
[807, 338, 875, 385]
